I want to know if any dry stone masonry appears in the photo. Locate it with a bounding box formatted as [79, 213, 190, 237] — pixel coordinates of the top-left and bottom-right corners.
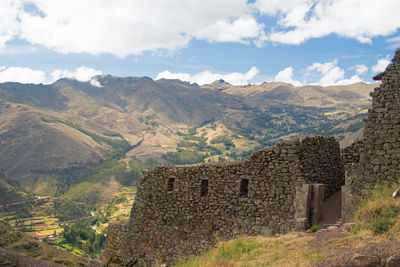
[341, 140, 362, 170]
[103, 136, 344, 265]
[342, 48, 400, 222]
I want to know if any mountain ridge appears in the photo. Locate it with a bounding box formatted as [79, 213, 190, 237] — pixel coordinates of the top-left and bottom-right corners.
[0, 76, 376, 193]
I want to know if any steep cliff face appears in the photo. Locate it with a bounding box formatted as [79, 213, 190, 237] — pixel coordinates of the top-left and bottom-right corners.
[103, 136, 344, 265]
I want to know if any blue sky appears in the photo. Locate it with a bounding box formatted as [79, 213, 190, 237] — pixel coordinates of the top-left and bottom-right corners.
[0, 0, 400, 86]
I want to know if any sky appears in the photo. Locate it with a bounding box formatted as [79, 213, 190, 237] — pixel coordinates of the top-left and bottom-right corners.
[1, 0, 400, 87]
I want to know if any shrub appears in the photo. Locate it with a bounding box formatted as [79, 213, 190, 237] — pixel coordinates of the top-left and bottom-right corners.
[309, 225, 322, 233]
[371, 218, 393, 234]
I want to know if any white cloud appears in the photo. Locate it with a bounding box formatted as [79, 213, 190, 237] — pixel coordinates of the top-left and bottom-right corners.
[156, 66, 259, 85]
[372, 56, 391, 73]
[386, 36, 400, 49]
[50, 66, 102, 82]
[0, 65, 102, 84]
[195, 16, 264, 44]
[1, 1, 400, 56]
[273, 66, 302, 86]
[306, 60, 344, 86]
[349, 64, 368, 75]
[0, 0, 21, 51]
[0, 0, 265, 58]
[0, 67, 47, 84]
[334, 75, 363, 85]
[304, 60, 363, 86]
[256, 0, 400, 45]
[89, 77, 103, 88]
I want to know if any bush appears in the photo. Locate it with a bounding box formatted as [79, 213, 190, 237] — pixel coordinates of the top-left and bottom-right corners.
[371, 218, 393, 234]
[309, 225, 322, 233]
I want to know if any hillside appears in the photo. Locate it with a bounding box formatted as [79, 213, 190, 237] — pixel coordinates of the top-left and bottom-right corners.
[0, 220, 91, 266]
[0, 76, 382, 266]
[0, 77, 375, 195]
[0, 174, 27, 205]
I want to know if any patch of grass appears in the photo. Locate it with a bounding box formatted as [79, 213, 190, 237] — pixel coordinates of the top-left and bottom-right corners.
[371, 218, 394, 234]
[216, 239, 262, 260]
[353, 180, 400, 236]
[309, 225, 322, 233]
[103, 131, 123, 138]
[177, 140, 197, 148]
[175, 234, 323, 267]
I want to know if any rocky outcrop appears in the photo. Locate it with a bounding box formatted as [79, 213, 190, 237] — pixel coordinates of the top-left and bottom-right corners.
[313, 238, 400, 267]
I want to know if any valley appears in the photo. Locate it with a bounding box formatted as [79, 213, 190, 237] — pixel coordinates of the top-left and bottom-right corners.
[0, 77, 376, 265]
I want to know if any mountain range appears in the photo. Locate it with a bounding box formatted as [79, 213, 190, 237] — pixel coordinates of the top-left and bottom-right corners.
[0, 76, 375, 194]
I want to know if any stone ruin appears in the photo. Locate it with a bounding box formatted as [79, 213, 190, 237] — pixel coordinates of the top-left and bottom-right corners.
[103, 136, 344, 265]
[103, 48, 400, 266]
[342, 48, 400, 222]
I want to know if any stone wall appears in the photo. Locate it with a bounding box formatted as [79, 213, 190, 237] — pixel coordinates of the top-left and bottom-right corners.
[342, 49, 400, 222]
[103, 136, 343, 265]
[341, 140, 363, 170]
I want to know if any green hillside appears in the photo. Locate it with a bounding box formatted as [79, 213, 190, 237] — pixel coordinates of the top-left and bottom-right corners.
[0, 77, 374, 193]
[0, 174, 27, 205]
[0, 220, 90, 266]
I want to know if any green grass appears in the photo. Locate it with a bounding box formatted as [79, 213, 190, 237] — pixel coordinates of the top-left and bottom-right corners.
[309, 225, 322, 233]
[175, 234, 323, 267]
[353, 180, 400, 236]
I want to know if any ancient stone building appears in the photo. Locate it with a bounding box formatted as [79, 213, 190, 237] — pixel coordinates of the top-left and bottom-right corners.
[103, 136, 344, 265]
[342, 49, 400, 222]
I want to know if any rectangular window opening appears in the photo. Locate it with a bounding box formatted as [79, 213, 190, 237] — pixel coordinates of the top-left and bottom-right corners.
[201, 179, 208, 197]
[240, 179, 249, 197]
[167, 178, 174, 192]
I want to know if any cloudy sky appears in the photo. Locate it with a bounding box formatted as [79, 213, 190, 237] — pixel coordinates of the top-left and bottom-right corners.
[0, 0, 400, 86]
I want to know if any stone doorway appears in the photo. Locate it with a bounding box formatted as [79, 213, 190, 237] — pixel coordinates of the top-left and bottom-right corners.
[295, 184, 342, 230]
[320, 191, 342, 227]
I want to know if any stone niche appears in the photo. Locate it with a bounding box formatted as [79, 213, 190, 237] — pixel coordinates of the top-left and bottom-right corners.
[103, 135, 344, 265]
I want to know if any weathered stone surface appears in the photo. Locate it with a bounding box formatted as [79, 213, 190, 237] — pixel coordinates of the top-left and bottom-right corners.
[342, 49, 400, 220]
[349, 253, 380, 267]
[386, 254, 400, 267]
[314, 239, 400, 267]
[103, 136, 344, 265]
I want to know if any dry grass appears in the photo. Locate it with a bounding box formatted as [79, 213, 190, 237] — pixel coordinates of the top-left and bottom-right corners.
[353, 181, 400, 237]
[175, 234, 323, 267]
[332, 229, 386, 249]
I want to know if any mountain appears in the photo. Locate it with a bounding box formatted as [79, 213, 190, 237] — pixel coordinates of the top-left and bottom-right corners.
[0, 76, 376, 195]
[0, 76, 377, 264]
[202, 80, 373, 108]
